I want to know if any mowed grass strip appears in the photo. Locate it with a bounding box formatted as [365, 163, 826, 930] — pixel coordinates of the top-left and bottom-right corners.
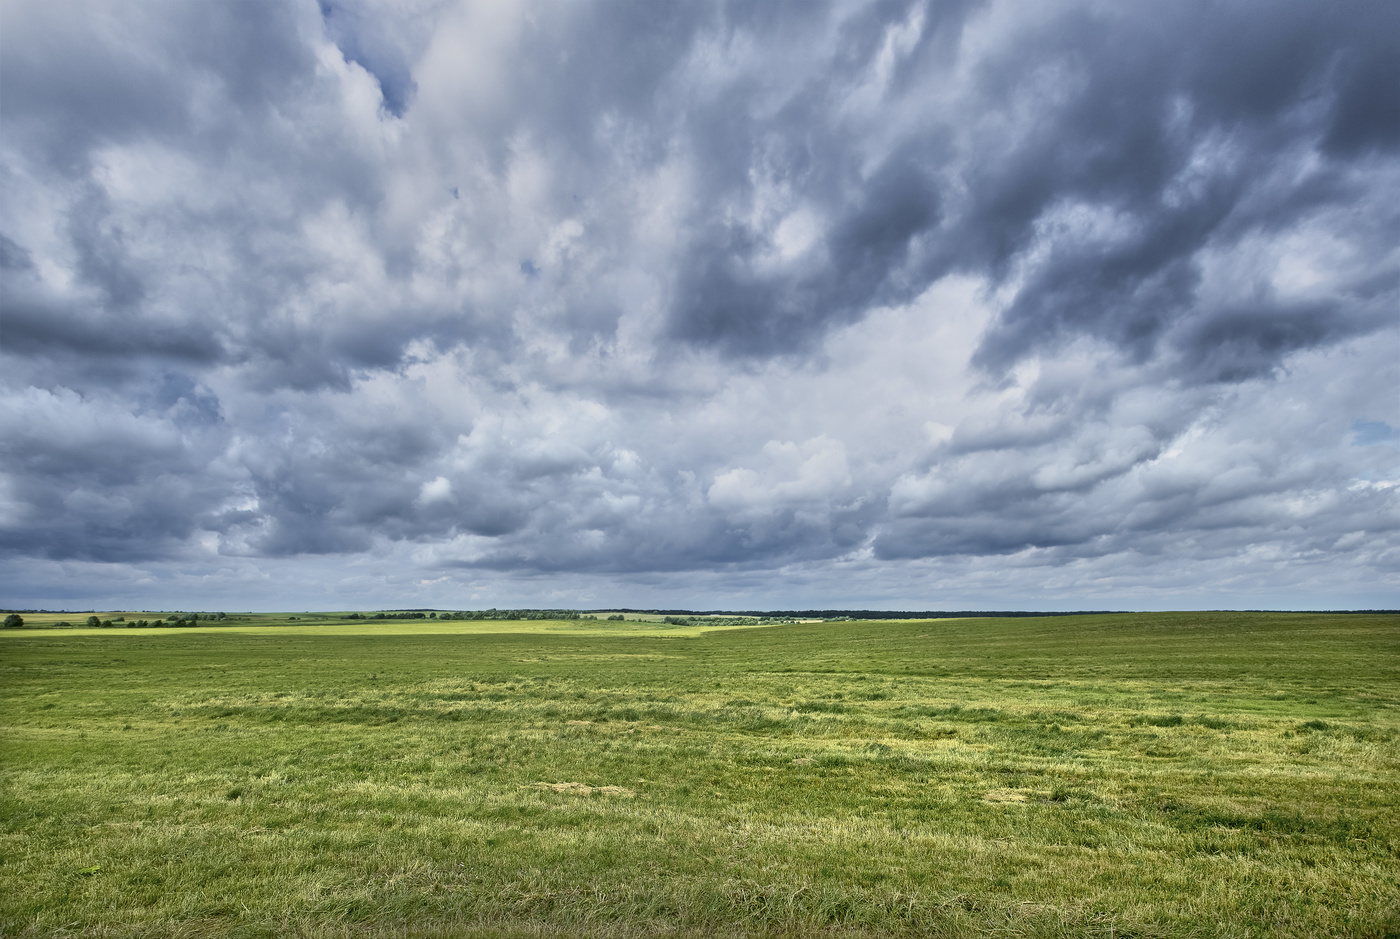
[1, 612, 1397, 937]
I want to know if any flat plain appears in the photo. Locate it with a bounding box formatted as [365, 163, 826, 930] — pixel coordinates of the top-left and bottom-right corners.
[1, 611, 1397, 938]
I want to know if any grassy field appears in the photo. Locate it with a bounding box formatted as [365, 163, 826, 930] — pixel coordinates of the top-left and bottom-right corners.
[1, 612, 1397, 938]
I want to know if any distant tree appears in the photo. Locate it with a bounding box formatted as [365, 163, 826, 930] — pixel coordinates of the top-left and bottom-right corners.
[3, 614, 22, 628]
[86, 616, 101, 627]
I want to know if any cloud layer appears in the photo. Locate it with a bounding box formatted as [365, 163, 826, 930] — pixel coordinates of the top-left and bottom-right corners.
[2, 0, 1397, 610]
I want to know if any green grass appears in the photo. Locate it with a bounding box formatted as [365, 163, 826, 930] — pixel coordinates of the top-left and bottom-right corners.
[2, 612, 1397, 937]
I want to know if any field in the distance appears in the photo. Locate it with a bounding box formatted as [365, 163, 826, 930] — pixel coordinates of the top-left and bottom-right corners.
[2, 612, 1397, 938]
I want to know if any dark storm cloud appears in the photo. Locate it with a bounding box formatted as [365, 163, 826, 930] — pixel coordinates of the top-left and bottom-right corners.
[0, 382, 231, 562]
[955, 2, 1400, 377]
[1, 0, 1396, 608]
[0, 0, 451, 387]
[669, 142, 944, 355]
[615, 0, 1396, 375]
[0, 1, 314, 171]
[652, 2, 972, 355]
[1, 260, 227, 364]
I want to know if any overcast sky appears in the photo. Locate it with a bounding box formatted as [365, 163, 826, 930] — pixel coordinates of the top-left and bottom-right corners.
[2, 0, 1397, 613]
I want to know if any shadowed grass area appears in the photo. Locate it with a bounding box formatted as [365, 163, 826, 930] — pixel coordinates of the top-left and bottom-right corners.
[1, 612, 1397, 937]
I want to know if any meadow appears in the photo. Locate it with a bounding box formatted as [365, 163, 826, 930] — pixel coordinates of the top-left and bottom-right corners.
[1, 611, 1397, 938]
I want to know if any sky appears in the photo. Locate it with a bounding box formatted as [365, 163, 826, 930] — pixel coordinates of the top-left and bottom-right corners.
[1, 0, 1397, 613]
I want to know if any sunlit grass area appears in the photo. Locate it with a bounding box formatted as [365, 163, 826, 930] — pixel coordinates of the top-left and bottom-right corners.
[2, 612, 1397, 937]
[3, 610, 776, 638]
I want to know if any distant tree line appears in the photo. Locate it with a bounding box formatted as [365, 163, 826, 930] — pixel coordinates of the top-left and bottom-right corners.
[1, 612, 231, 629]
[662, 615, 765, 626]
[347, 609, 585, 621]
[73, 613, 229, 628]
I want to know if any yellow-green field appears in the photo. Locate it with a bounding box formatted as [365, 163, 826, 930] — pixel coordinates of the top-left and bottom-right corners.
[4, 610, 770, 638]
[2, 612, 1397, 937]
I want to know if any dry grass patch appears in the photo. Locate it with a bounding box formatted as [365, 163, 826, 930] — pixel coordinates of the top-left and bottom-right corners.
[980, 789, 1031, 803]
[535, 782, 636, 797]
